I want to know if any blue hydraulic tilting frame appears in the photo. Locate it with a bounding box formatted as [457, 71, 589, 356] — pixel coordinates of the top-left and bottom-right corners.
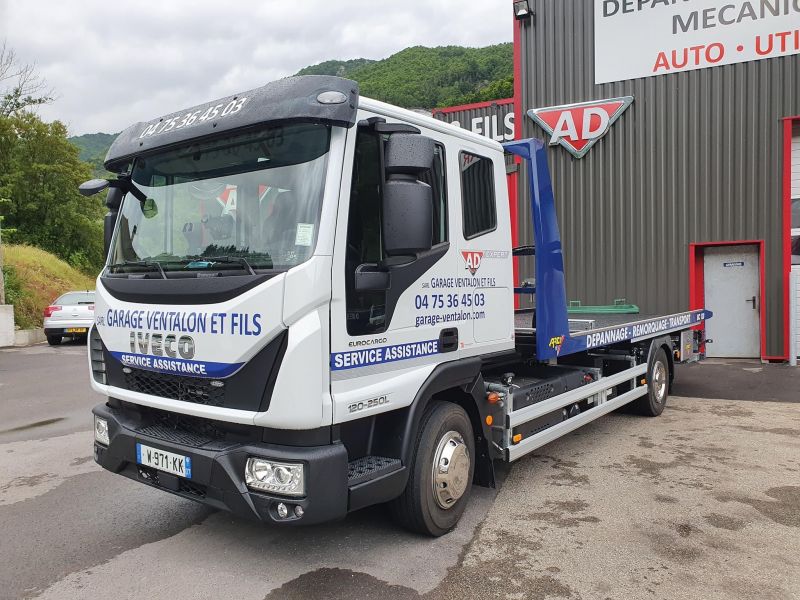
[503, 138, 710, 362]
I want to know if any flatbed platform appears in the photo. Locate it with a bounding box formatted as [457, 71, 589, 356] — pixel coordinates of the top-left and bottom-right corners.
[514, 309, 658, 334]
[514, 307, 708, 357]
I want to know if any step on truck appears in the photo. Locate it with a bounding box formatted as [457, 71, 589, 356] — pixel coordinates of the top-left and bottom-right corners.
[83, 75, 710, 536]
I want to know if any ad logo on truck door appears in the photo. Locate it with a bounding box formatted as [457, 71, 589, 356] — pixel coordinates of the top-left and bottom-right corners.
[461, 251, 484, 275]
[527, 96, 634, 159]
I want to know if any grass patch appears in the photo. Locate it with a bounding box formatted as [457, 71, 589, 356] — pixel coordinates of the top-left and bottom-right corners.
[2, 244, 96, 329]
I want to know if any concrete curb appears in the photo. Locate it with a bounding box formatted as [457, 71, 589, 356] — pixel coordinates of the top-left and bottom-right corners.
[13, 328, 46, 347]
[0, 305, 13, 347]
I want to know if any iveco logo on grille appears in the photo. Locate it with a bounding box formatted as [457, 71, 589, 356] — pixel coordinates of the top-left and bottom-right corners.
[129, 331, 196, 359]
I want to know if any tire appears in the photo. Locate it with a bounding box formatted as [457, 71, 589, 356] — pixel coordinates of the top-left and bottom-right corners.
[631, 347, 669, 416]
[390, 401, 475, 537]
[46, 335, 62, 346]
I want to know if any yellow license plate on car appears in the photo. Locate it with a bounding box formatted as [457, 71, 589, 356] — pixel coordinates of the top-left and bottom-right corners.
[66, 328, 87, 333]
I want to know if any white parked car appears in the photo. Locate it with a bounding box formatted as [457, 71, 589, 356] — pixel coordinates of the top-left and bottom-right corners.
[43, 291, 95, 346]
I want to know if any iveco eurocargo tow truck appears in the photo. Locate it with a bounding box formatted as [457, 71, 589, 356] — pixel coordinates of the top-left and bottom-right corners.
[82, 75, 709, 536]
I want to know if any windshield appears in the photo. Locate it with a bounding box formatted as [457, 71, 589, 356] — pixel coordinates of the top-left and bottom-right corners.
[108, 123, 331, 275]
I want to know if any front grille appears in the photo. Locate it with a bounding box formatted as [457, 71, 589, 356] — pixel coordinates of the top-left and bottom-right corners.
[90, 328, 107, 384]
[137, 407, 226, 446]
[137, 422, 213, 447]
[123, 368, 225, 406]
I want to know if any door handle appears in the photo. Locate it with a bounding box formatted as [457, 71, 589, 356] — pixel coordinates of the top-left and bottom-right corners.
[439, 328, 459, 353]
[746, 296, 757, 310]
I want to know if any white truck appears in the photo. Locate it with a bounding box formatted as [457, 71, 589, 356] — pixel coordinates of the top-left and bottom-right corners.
[83, 76, 709, 536]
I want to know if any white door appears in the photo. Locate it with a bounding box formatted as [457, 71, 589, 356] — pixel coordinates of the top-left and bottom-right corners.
[704, 245, 760, 358]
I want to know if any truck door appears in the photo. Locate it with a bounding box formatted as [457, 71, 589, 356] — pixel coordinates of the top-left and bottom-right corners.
[329, 117, 513, 424]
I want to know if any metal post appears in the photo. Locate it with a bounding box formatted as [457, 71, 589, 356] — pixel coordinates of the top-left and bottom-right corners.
[790, 270, 798, 367]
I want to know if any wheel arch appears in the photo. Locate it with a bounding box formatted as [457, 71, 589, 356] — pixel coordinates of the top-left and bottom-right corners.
[398, 358, 495, 488]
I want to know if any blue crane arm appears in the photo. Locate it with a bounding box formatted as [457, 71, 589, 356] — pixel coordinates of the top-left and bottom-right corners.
[503, 138, 572, 360]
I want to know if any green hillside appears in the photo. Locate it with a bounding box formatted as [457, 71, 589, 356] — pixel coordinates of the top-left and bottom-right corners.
[69, 43, 513, 169]
[297, 58, 377, 77]
[297, 44, 512, 108]
[2, 245, 96, 329]
[69, 131, 118, 177]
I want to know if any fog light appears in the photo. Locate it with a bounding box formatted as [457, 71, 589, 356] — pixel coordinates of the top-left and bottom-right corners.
[245, 458, 305, 496]
[94, 416, 109, 445]
[276, 502, 289, 518]
[294, 505, 304, 518]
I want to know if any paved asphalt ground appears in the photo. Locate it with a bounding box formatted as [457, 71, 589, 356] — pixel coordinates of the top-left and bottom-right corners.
[1, 343, 799, 600]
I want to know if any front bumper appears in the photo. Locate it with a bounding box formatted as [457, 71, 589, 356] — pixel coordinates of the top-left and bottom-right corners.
[92, 403, 349, 525]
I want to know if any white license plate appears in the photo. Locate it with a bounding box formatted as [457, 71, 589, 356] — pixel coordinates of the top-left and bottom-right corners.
[136, 443, 192, 478]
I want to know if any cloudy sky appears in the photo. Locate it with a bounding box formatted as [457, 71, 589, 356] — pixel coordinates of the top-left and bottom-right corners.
[1, 0, 511, 135]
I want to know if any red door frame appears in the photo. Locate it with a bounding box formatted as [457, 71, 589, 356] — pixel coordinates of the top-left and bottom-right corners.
[689, 240, 766, 359]
[781, 116, 799, 360]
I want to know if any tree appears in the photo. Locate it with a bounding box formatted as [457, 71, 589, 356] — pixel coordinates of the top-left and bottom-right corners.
[0, 112, 105, 273]
[0, 40, 53, 117]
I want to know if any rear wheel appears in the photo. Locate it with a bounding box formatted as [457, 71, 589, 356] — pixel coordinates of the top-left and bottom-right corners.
[632, 347, 669, 416]
[46, 335, 62, 346]
[390, 401, 475, 537]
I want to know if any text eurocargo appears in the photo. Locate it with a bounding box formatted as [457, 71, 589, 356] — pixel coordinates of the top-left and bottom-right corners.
[594, 0, 800, 84]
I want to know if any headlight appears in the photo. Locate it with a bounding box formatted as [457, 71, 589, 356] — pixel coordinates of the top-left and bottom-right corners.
[244, 458, 305, 497]
[94, 416, 109, 445]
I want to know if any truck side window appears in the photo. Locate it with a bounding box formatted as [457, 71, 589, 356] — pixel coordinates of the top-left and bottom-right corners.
[345, 131, 386, 336]
[345, 134, 447, 336]
[460, 151, 497, 239]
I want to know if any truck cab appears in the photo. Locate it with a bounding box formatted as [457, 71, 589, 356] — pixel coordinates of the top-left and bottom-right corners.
[87, 75, 707, 536]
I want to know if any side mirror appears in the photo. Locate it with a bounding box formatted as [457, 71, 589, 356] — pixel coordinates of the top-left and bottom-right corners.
[354, 264, 390, 291]
[79, 178, 110, 197]
[382, 180, 433, 256]
[382, 133, 435, 256]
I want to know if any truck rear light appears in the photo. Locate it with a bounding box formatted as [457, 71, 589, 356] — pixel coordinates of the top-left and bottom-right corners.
[43, 305, 61, 317]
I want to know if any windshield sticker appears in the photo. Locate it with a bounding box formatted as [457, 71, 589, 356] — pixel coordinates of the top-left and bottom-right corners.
[295, 223, 315, 246]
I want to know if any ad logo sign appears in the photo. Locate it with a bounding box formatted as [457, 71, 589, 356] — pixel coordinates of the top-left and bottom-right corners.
[461, 250, 484, 275]
[527, 96, 633, 159]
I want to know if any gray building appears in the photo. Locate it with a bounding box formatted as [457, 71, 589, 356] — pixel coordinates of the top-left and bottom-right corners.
[511, 0, 800, 360]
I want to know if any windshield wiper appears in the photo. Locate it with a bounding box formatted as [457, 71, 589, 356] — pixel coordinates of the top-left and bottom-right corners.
[107, 260, 167, 279]
[194, 255, 257, 275]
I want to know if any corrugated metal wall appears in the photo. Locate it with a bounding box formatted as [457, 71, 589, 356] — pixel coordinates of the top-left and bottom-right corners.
[517, 0, 800, 357]
[432, 100, 516, 167]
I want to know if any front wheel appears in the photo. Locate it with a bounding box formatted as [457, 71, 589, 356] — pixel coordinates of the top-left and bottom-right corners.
[390, 401, 475, 537]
